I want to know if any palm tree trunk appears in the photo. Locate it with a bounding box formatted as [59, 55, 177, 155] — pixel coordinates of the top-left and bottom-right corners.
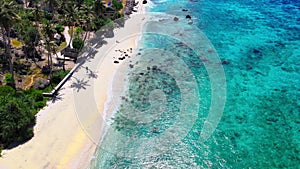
[1, 28, 7, 61]
[6, 28, 15, 88]
[80, 31, 88, 50]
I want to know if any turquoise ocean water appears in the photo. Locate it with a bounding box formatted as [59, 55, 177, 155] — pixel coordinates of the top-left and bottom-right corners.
[91, 0, 299, 168]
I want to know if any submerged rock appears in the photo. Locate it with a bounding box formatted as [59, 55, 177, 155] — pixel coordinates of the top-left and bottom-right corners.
[186, 15, 191, 19]
[222, 60, 230, 65]
[142, 0, 147, 4]
[173, 17, 179, 21]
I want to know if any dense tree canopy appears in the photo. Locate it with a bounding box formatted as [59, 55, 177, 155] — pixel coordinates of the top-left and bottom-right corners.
[0, 0, 125, 154]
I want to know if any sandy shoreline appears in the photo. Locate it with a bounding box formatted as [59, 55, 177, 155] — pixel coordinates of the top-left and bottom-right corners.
[0, 1, 146, 169]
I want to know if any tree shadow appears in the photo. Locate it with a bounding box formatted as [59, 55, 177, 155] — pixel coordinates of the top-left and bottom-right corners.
[70, 77, 90, 92]
[87, 69, 98, 79]
[51, 92, 65, 103]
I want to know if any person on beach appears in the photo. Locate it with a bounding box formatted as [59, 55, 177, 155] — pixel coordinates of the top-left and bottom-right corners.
[86, 66, 89, 73]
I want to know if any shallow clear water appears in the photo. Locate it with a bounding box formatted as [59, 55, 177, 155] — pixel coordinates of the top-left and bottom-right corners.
[91, 0, 300, 168]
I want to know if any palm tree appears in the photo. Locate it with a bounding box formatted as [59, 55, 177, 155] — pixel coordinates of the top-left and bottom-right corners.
[59, 1, 80, 48]
[41, 19, 55, 77]
[78, 1, 96, 50]
[0, 0, 21, 88]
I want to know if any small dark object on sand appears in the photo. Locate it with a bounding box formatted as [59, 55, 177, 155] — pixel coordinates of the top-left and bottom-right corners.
[118, 57, 125, 60]
[186, 15, 191, 19]
[114, 61, 119, 64]
[143, 0, 147, 4]
[222, 60, 230, 65]
[174, 17, 179, 21]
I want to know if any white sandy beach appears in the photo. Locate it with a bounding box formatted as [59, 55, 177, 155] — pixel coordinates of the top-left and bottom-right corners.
[0, 1, 146, 169]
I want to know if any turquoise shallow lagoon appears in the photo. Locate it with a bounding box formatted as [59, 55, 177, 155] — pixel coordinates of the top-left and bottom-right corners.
[91, 0, 299, 168]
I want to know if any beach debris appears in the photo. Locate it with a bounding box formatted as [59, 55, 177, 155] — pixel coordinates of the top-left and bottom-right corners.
[174, 17, 179, 21]
[118, 57, 126, 60]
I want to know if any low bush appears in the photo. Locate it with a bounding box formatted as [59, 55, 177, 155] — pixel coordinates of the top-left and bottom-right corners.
[72, 38, 84, 50]
[4, 73, 13, 85]
[52, 70, 70, 84]
[55, 24, 64, 33]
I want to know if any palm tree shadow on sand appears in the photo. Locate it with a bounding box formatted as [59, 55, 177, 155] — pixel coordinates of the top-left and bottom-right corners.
[70, 77, 91, 92]
[51, 92, 65, 103]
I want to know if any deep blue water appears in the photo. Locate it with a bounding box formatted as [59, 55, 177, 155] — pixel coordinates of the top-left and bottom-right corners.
[91, 0, 299, 168]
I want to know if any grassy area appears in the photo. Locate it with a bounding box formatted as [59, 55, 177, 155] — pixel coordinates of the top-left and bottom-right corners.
[10, 39, 23, 48]
[57, 42, 67, 52]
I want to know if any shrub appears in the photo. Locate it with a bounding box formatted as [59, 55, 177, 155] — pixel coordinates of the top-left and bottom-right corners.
[43, 11, 53, 20]
[0, 85, 15, 95]
[72, 38, 84, 50]
[112, 0, 123, 11]
[0, 98, 35, 146]
[93, 17, 112, 30]
[25, 89, 44, 102]
[51, 70, 70, 84]
[75, 27, 84, 37]
[55, 24, 64, 33]
[4, 73, 13, 85]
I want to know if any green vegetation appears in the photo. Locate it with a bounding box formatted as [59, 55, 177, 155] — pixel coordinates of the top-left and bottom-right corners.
[51, 69, 70, 84]
[55, 24, 65, 33]
[0, 86, 40, 148]
[75, 27, 84, 37]
[0, 0, 125, 155]
[4, 73, 13, 84]
[72, 38, 84, 50]
[112, 0, 124, 11]
[0, 70, 69, 155]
